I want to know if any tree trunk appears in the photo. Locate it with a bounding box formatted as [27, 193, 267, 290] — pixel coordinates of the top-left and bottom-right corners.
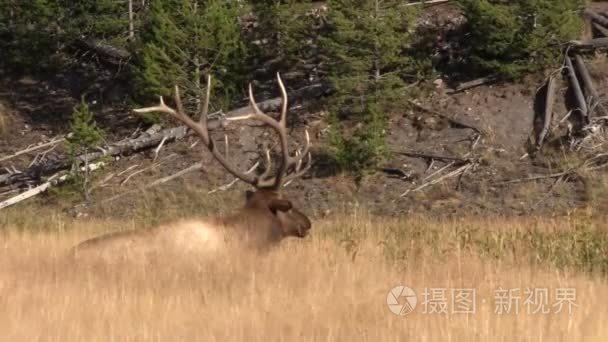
[570, 37, 608, 50]
[128, 0, 135, 40]
[565, 56, 588, 120]
[573, 54, 608, 118]
[75, 38, 131, 65]
[537, 76, 556, 149]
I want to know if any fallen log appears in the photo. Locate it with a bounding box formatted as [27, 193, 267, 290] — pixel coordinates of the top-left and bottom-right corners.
[0, 162, 105, 210]
[593, 22, 608, 37]
[569, 37, 608, 50]
[583, 9, 608, 27]
[75, 38, 131, 65]
[536, 76, 556, 149]
[0, 126, 190, 187]
[564, 56, 588, 120]
[572, 54, 608, 118]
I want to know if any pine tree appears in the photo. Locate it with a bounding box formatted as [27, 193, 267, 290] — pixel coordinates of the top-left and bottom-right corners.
[458, 0, 587, 78]
[250, 0, 313, 74]
[323, 0, 420, 172]
[134, 0, 247, 110]
[61, 0, 135, 48]
[65, 97, 105, 199]
[65, 98, 105, 156]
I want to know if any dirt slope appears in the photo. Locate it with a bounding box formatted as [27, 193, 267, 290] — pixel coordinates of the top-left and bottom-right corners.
[2, 2, 608, 219]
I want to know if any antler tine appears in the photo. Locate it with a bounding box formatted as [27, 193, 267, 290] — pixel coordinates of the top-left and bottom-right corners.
[190, 74, 311, 190]
[282, 152, 312, 185]
[173, 85, 186, 118]
[287, 129, 310, 168]
[277, 73, 288, 125]
[259, 149, 273, 181]
[133, 96, 179, 119]
[134, 76, 259, 187]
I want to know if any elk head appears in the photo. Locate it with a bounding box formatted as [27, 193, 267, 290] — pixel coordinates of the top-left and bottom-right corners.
[134, 74, 312, 241]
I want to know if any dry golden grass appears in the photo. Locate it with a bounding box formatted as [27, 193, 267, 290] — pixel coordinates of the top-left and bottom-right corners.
[1, 212, 608, 341]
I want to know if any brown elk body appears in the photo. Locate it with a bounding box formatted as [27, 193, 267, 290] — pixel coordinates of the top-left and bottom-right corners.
[71, 75, 312, 264]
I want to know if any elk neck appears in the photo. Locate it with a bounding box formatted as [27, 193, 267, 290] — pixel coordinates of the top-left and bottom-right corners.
[218, 206, 286, 246]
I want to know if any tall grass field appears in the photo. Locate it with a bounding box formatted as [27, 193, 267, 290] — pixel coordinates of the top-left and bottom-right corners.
[1, 209, 607, 341]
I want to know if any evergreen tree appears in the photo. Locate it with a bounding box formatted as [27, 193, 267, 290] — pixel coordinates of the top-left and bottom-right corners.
[323, 0, 420, 172]
[65, 97, 105, 199]
[250, 0, 313, 74]
[65, 98, 105, 156]
[61, 0, 136, 48]
[134, 0, 247, 110]
[0, 0, 62, 72]
[458, 0, 587, 78]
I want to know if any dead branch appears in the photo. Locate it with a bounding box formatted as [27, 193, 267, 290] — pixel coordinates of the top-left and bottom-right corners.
[120, 154, 177, 186]
[564, 56, 588, 120]
[446, 76, 499, 94]
[0, 161, 106, 210]
[393, 150, 475, 163]
[569, 37, 608, 50]
[423, 161, 456, 181]
[498, 153, 608, 185]
[400, 162, 473, 197]
[572, 54, 608, 118]
[208, 162, 260, 194]
[497, 171, 572, 185]
[101, 162, 206, 204]
[536, 76, 556, 150]
[405, 0, 450, 6]
[0, 137, 64, 163]
[116, 164, 140, 177]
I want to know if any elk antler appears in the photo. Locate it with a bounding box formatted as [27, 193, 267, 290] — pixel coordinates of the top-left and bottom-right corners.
[134, 73, 311, 190]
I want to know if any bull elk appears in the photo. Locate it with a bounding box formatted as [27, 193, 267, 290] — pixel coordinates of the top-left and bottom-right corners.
[71, 74, 312, 263]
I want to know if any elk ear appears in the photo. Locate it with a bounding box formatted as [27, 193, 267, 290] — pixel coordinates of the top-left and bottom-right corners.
[268, 199, 292, 213]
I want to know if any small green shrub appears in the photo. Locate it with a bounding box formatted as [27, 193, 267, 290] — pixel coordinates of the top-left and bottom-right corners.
[63, 97, 105, 200]
[328, 103, 387, 175]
